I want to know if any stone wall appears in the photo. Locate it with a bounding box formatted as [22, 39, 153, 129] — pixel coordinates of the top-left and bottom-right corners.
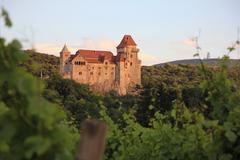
[115, 45, 141, 95]
[71, 56, 116, 93]
[59, 37, 141, 95]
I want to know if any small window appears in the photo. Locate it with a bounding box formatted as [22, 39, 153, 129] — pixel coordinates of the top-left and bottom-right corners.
[130, 54, 133, 58]
[130, 62, 132, 66]
[90, 72, 93, 75]
[112, 67, 114, 70]
[105, 62, 108, 65]
[105, 66, 108, 70]
[92, 67, 94, 69]
[98, 67, 101, 69]
[80, 61, 86, 65]
[98, 72, 101, 75]
[105, 73, 107, 75]
[75, 61, 86, 65]
[79, 72, 82, 75]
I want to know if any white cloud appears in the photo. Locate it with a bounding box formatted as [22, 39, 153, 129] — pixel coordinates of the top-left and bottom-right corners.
[31, 38, 118, 56]
[182, 38, 196, 47]
[138, 53, 163, 66]
[79, 37, 117, 53]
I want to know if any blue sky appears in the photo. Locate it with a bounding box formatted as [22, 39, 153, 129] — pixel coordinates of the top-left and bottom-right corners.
[1, 0, 240, 65]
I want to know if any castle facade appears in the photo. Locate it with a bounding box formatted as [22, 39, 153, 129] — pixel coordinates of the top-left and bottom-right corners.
[59, 35, 141, 95]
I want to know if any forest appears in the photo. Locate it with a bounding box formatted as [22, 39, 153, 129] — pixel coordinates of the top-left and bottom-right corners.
[1, 8, 240, 160]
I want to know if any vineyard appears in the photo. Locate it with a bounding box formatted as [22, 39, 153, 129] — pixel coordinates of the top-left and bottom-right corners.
[1, 8, 240, 160]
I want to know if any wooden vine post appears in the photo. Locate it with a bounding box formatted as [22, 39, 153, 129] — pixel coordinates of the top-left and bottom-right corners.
[76, 119, 107, 160]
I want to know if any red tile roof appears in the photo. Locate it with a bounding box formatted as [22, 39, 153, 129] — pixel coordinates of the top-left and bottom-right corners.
[117, 35, 137, 49]
[72, 49, 114, 63]
[68, 35, 136, 64]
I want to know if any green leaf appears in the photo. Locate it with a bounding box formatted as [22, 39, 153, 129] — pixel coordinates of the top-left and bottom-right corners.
[0, 102, 9, 116]
[193, 53, 199, 57]
[225, 130, 237, 143]
[1, 8, 12, 27]
[227, 47, 235, 53]
[24, 136, 51, 158]
[148, 105, 154, 110]
[219, 154, 232, 160]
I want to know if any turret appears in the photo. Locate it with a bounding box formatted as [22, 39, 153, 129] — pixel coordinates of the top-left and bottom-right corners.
[116, 35, 141, 95]
[60, 44, 71, 75]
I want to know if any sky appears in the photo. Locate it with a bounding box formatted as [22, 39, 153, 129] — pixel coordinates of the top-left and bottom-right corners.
[1, 0, 240, 65]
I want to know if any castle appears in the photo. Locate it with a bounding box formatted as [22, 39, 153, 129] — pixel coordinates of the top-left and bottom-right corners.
[59, 35, 141, 95]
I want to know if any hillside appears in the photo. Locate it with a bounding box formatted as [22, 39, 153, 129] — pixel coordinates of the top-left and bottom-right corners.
[22, 51, 205, 86]
[21, 50, 59, 77]
[156, 58, 240, 67]
[21, 51, 240, 88]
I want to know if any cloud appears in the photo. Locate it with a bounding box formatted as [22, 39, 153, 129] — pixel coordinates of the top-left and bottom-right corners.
[30, 43, 80, 56]
[79, 37, 117, 53]
[138, 53, 163, 66]
[31, 38, 118, 56]
[182, 38, 196, 46]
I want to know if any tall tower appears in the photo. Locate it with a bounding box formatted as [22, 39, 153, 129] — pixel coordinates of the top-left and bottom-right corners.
[116, 35, 141, 95]
[60, 44, 71, 76]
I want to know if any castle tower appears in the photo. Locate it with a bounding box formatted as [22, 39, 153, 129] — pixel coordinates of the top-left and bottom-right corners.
[60, 44, 71, 77]
[116, 35, 141, 95]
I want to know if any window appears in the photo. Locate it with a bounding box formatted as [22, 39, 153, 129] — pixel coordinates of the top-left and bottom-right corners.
[105, 62, 108, 65]
[92, 67, 94, 69]
[98, 72, 101, 75]
[75, 61, 86, 65]
[98, 67, 101, 69]
[79, 72, 82, 75]
[90, 72, 93, 75]
[130, 54, 133, 58]
[130, 62, 132, 66]
[105, 73, 107, 75]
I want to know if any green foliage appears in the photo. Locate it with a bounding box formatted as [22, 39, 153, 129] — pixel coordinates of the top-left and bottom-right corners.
[21, 50, 59, 78]
[2, 6, 240, 160]
[20, 49, 240, 160]
[1, 8, 12, 27]
[101, 101, 213, 160]
[0, 30, 78, 160]
[43, 74, 102, 128]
